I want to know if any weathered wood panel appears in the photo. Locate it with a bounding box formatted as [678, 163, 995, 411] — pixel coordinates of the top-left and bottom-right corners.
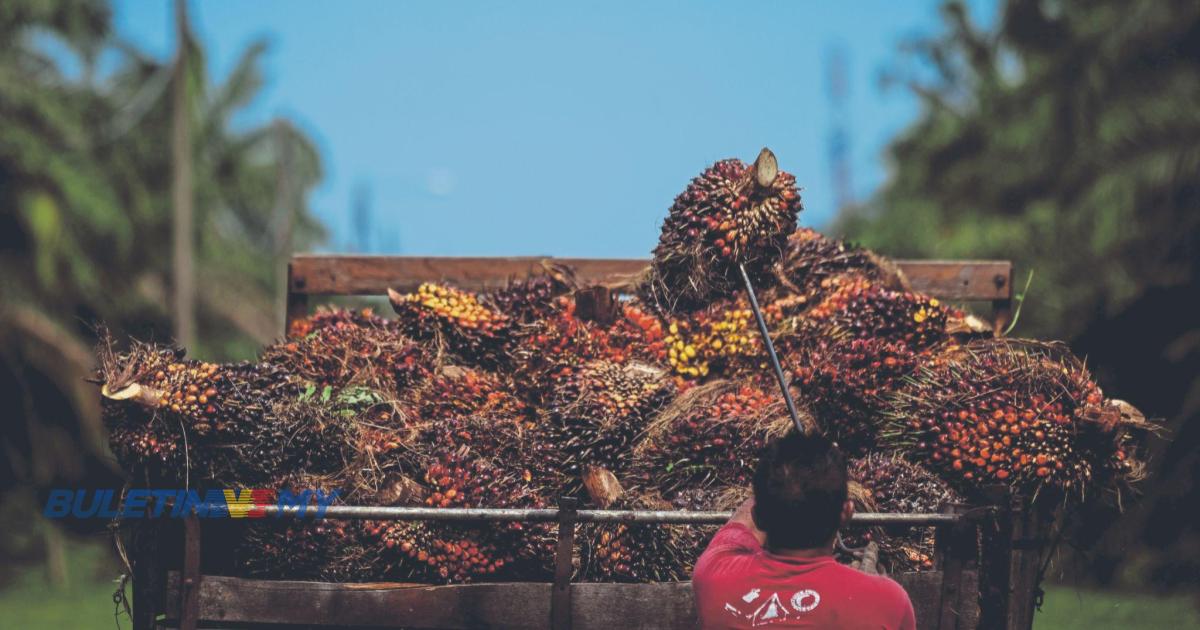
[898, 260, 1012, 301]
[163, 571, 977, 629]
[288, 256, 1012, 301]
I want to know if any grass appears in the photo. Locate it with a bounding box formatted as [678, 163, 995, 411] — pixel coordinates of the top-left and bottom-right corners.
[0, 536, 129, 630]
[1, 538, 1197, 629]
[1035, 584, 1199, 629]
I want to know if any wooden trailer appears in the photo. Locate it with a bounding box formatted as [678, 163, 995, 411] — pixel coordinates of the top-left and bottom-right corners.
[130, 255, 1048, 630]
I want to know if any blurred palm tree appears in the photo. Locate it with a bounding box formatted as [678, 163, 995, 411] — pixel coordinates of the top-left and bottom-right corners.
[0, 0, 325, 565]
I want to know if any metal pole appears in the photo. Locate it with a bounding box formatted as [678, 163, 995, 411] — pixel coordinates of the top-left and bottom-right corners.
[738, 263, 805, 434]
[227, 504, 964, 526]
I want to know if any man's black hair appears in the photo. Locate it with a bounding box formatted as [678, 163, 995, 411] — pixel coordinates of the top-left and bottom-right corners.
[752, 431, 848, 549]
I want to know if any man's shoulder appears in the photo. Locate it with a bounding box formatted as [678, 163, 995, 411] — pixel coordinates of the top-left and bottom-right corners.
[823, 563, 911, 599]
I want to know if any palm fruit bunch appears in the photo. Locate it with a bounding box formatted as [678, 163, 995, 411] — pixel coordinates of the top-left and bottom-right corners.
[542, 361, 676, 482]
[883, 339, 1148, 498]
[633, 380, 794, 498]
[642, 148, 801, 312]
[367, 520, 520, 583]
[662, 297, 761, 379]
[236, 474, 380, 581]
[794, 274, 952, 348]
[785, 335, 921, 453]
[265, 307, 428, 392]
[598, 301, 670, 364]
[578, 496, 697, 582]
[365, 442, 546, 582]
[847, 454, 962, 573]
[773, 228, 904, 298]
[388, 282, 513, 366]
[415, 366, 532, 427]
[486, 265, 576, 323]
[507, 296, 601, 382]
[286, 306, 397, 339]
[99, 339, 302, 484]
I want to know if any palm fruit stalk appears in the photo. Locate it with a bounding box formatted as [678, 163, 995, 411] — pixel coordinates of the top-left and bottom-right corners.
[642, 148, 801, 313]
[388, 282, 513, 367]
[882, 339, 1149, 500]
[846, 454, 962, 573]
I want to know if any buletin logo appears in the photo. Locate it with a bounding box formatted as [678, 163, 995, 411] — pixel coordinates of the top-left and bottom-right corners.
[43, 488, 340, 519]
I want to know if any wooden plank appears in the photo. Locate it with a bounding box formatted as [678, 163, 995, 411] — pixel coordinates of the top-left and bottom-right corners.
[287, 255, 1012, 301]
[289, 256, 646, 296]
[285, 261, 310, 332]
[935, 504, 980, 630]
[551, 498, 579, 630]
[180, 514, 201, 630]
[162, 571, 976, 629]
[898, 260, 1012, 301]
[131, 520, 163, 630]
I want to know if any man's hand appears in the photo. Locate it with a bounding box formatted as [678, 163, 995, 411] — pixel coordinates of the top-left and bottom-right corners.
[730, 498, 767, 547]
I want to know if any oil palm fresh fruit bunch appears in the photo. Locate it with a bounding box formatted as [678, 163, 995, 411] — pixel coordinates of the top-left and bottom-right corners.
[578, 496, 693, 583]
[846, 454, 961, 573]
[883, 339, 1149, 499]
[794, 274, 952, 349]
[773, 228, 906, 298]
[487, 264, 577, 323]
[634, 379, 797, 499]
[99, 340, 300, 483]
[597, 300, 670, 364]
[542, 360, 676, 483]
[415, 366, 532, 426]
[662, 297, 763, 379]
[509, 297, 602, 383]
[237, 474, 380, 582]
[99, 335, 365, 485]
[286, 306, 397, 339]
[265, 308, 428, 393]
[643, 148, 801, 313]
[389, 282, 513, 367]
[785, 334, 921, 454]
[366, 519, 518, 583]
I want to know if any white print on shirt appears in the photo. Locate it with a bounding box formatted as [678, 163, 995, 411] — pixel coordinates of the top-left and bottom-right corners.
[790, 589, 820, 613]
[722, 588, 822, 626]
[751, 593, 790, 626]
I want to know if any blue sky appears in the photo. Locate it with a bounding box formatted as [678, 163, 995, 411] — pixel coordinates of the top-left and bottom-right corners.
[111, 1, 995, 257]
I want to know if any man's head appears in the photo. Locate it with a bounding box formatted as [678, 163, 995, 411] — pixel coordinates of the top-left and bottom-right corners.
[752, 431, 851, 550]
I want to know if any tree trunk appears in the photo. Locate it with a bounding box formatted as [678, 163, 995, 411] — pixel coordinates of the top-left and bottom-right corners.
[171, 0, 196, 351]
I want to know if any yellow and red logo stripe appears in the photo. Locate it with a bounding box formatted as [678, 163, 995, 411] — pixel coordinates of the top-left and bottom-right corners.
[222, 489, 275, 518]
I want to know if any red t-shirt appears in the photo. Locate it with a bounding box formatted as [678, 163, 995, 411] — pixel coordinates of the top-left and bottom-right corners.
[693, 523, 916, 629]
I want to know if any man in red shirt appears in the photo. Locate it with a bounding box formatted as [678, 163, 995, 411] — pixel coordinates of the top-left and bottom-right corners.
[693, 432, 916, 629]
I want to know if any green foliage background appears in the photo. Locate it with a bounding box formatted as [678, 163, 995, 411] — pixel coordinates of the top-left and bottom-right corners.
[0, 0, 324, 513]
[0, 0, 1197, 621]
